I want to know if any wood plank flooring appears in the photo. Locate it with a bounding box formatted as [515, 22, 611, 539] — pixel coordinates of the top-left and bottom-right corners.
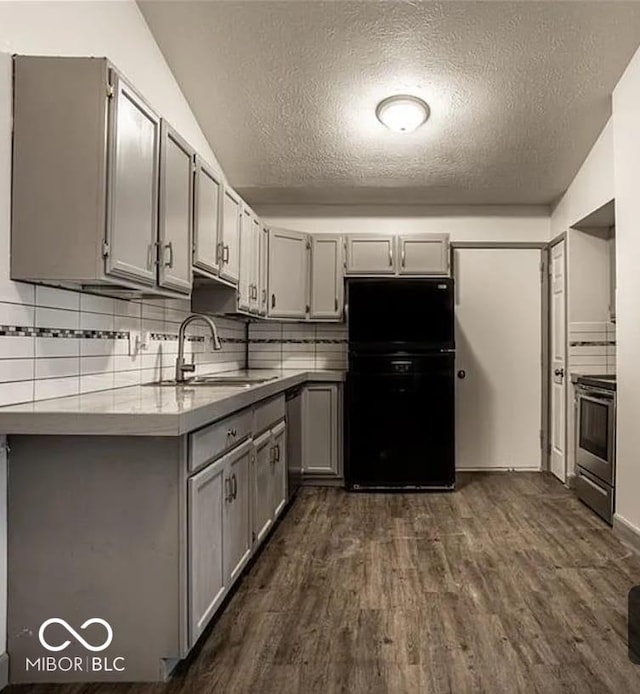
[9, 472, 640, 694]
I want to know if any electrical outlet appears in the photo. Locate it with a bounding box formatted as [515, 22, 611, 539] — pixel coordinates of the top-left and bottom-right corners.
[129, 330, 148, 357]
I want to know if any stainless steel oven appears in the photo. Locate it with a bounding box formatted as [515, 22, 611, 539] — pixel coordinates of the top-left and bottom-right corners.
[574, 376, 616, 524]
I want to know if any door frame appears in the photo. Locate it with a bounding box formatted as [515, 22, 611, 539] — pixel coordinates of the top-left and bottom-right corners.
[451, 241, 550, 471]
[547, 232, 568, 480]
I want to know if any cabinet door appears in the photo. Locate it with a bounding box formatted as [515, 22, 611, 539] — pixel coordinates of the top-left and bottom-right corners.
[158, 121, 193, 294]
[238, 207, 254, 312]
[258, 225, 269, 316]
[268, 228, 309, 319]
[193, 158, 222, 276]
[220, 186, 241, 285]
[302, 384, 340, 476]
[252, 431, 274, 546]
[345, 235, 396, 275]
[310, 235, 343, 320]
[223, 440, 253, 584]
[187, 456, 226, 647]
[271, 421, 287, 519]
[105, 72, 160, 286]
[398, 234, 450, 276]
[249, 216, 262, 314]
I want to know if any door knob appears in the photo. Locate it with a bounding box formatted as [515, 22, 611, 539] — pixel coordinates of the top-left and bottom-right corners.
[457, 370, 466, 379]
[554, 368, 565, 378]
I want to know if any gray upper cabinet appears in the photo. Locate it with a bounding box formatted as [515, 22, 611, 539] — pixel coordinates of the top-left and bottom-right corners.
[106, 71, 161, 286]
[193, 158, 222, 278]
[310, 235, 344, 320]
[345, 235, 396, 275]
[268, 228, 309, 319]
[398, 234, 450, 276]
[220, 186, 241, 286]
[11, 56, 193, 297]
[238, 207, 255, 313]
[258, 225, 269, 317]
[158, 122, 194, 294]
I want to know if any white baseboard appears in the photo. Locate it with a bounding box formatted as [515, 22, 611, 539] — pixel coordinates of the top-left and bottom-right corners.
[457, 466, 542, 472]
[0, 652, 8, 690]
[613, 513, 640, 556]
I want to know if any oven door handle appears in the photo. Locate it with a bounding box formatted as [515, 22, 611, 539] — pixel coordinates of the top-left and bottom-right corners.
[579, 393, 614, 406]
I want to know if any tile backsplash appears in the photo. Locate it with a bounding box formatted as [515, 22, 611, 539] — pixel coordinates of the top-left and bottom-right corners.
[568, 321, 616, 376]
[0, 283, 247, 406]
[248, 322, 347, 371]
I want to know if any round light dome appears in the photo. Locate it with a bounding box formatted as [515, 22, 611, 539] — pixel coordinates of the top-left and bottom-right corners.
[375, 95, 430, 133]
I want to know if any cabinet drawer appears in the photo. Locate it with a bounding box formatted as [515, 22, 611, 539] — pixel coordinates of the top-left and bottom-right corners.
[575, 466, 614, 525]
[254, 394, 285, 436]
[188, 408, 253, 472]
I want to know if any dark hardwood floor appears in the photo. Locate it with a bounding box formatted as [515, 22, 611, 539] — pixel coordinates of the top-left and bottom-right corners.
[9, 472, 640, 693]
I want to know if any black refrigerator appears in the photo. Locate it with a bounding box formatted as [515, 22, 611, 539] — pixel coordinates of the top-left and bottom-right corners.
[345, 279, 455, 491]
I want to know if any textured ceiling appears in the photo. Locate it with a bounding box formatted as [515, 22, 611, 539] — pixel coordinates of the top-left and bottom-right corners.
[139, 1, 640, 206]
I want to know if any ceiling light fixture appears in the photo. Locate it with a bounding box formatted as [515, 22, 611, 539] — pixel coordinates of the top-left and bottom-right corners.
[375, 95, 430, 133]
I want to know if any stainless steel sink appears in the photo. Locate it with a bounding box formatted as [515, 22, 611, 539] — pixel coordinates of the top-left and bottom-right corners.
[147, 374, 280, 387]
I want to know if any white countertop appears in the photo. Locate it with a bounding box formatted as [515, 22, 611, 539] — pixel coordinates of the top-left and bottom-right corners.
[0, 370, 345, 437]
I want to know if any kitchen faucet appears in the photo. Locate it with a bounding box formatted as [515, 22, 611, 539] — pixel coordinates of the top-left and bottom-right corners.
[175, 314, 222, 383]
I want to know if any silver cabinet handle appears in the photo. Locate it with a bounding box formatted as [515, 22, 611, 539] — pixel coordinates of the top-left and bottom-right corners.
[334, 297, 338, 312]
[232, 473, 237, 500]
[225, 477, 233, 503]
[388, 244, 393, 267]
[149, 242, 159, 270]
[164, 242, 174, 268]
[271, 294, 276, 309]
[223, 244, 230, 263]
[216, 241, 224, 264]
[270, 445, 276, 464]
[262, 288, 267, 305]
[401, 245, 406, 268]
[275, 444, 280, 462]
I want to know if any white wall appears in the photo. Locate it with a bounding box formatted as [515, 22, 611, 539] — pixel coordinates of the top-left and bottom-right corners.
[550, 119, 614, 238]
[257, 205, 551, 242]
[0, 0, 220, 171]
[612, 44, 640, 536]
[0, 1, 234, 674]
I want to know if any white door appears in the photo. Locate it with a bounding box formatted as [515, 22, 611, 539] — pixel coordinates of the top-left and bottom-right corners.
[187, 456, 226, 647]
[252, 431, 274, 546]
[455, 248, 542, 470]
[268, 228, 309, 319]
[398, 234, 450, 276]
[223, 440, 252, 584]
[158, 122, 193, 294]
[193, 159, 221, 276]
[310, 235, 344, 320]
[345, 235, 396, 275]
[550, 241, 567, 481]
[271, 421, 287, 518]
[220, 187, 241, 285]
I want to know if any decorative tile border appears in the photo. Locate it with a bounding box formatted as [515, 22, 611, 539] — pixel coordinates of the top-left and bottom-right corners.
[0, 326, 247, 344]
[0, 325, 129, 339]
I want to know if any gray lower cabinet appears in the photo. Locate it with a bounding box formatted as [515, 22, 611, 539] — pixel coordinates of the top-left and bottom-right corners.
[188, 438, 253, 648]
[252, 421, 287, 547]
[302, 384, 342, 479]
[187, 455, 226, 647]
[223, 440, 253, 584]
